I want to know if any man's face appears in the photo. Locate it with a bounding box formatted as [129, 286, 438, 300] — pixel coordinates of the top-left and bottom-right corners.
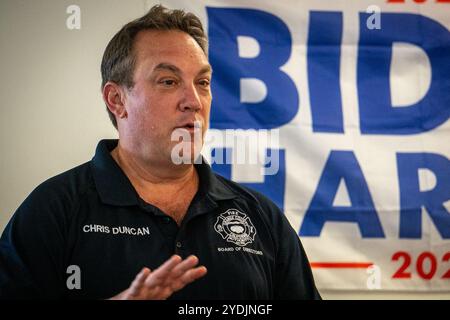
[120, 30, 212, 164]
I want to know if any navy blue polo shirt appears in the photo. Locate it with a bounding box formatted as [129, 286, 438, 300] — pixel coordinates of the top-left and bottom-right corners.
[0, 139, 320, 300]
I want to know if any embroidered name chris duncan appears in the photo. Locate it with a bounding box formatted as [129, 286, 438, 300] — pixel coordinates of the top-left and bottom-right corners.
[82, 224, 150, 236]
[214, 209, 256, 246]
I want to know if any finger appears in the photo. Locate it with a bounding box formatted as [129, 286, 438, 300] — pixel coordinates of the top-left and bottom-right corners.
[170, 266, 208, 292]
[144, 255, 182, 288]
[129, 267, 151, 297]
[153, 265, 207, 300]
[169, 255, 200, 279]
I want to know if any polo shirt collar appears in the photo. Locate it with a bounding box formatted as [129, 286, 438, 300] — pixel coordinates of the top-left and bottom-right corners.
[91, 139, 237, 207]
[91, 139, 140, 206]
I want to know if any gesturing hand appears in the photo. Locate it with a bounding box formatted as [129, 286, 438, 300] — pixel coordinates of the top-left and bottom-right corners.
[110, 255, 207, 300]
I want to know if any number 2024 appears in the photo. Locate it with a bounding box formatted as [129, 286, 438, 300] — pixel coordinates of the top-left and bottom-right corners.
[392, 251, 450, 280]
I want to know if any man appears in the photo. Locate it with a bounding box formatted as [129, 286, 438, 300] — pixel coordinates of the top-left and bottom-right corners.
[0, 5, 320, 300]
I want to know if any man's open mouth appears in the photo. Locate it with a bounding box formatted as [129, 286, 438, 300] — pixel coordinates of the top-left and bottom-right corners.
[176, 121, 201, 131]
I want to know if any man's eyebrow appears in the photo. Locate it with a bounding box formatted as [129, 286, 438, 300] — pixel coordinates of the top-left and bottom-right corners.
[153, 63, 182, 75]
[152, 63, 212, 76]
[198, 65, 212, 76]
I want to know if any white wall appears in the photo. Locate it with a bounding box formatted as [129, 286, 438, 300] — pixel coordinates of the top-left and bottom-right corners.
[0, 0, 140, 230]
[0, 0, 448, 300]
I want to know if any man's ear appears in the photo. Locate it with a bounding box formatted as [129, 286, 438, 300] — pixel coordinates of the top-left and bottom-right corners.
[102, 82, 128, 119]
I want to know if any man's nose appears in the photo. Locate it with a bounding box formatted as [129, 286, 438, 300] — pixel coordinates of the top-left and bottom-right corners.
[179, 84, 202, 112]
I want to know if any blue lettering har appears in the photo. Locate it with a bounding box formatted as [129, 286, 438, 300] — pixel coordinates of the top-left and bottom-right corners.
[397, 153, 450, 239]
[300, 151, 385, 238]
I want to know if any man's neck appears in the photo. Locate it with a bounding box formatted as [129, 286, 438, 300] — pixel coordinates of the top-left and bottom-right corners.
[110, 142, 200, 224]
[110, 143, 198, 190]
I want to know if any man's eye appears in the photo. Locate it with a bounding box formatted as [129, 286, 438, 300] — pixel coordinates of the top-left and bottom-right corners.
[159, 79, 177, 86]
[198, 80, 210, 87]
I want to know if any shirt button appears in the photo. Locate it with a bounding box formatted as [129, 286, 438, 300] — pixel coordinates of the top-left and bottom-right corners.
[176, 241, 182, 248]
[163, 217, 171, 224]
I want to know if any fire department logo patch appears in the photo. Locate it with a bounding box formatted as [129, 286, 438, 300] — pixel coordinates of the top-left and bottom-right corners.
[214, 209, 256, 247]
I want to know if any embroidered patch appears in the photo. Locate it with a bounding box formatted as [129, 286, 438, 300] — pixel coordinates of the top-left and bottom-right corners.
[214, 209, 256, 246]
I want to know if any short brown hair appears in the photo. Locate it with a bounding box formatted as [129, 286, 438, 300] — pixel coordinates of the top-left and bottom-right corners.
[101, 5, 208, 129]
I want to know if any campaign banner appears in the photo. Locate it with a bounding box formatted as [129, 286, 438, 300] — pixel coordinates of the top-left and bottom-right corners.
[151, 0, 450, 291]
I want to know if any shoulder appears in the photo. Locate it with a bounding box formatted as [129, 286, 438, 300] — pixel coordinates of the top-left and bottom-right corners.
[14, 161, 95, 223]
[212, 173, 287, 232]
[213, 173, 281, 212]
[212, 173, 302, 258]
[32, 161, 93, 201]
[211, 171, 300, 237]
